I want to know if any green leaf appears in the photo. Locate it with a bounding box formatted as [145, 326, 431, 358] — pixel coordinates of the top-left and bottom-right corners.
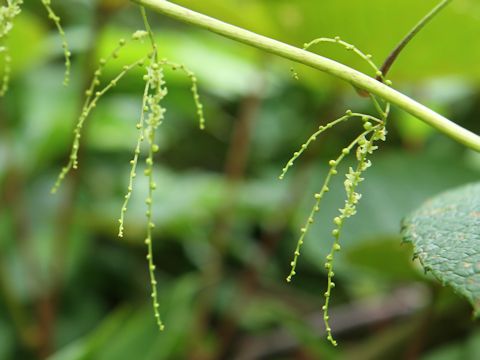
[402, 182, 480, 315]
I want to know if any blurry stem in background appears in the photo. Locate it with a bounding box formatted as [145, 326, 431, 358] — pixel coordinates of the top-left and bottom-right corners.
[0, 262, 35, 348]
[40, 5, 112, 358]
[236, 285, 429, 359]
[377, 0, 452, 81]
[214, 96, 344, 357]
[188, 68, 267, 359]
[0, 171, 41, 292]
[403, 287, 440, 359]
[197, 79, 336, 359]
[133, 0, 480, 152]
[217, 156, 319, 358]
[0, 93, 44, 352]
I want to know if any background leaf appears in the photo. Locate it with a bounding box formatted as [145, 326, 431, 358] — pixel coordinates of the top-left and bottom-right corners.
[402, 182, 480, 315]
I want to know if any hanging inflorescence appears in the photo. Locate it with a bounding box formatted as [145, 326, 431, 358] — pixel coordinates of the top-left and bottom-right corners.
[0, 0, 22, 96]
[282, 36, 391, 346]
[0, 0, 22, 39]
[40, 0, 72, 86]
[0, 0, 71, 96]
[52, 8, 206, 331]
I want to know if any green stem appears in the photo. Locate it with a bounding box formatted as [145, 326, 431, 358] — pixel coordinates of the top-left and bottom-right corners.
[132, 0, 480, 152]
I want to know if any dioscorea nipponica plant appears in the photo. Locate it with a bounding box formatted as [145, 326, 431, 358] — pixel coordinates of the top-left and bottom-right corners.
[3, 0, 480, 346]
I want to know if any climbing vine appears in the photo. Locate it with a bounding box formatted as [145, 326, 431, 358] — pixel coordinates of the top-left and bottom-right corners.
[2, 0, 478, 348]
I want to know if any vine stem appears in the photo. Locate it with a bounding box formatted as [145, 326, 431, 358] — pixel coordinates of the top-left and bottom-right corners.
[133, 0, 480, 152]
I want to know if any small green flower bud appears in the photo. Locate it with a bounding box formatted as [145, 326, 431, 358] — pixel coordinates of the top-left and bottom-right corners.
[363, 121, 373, 130]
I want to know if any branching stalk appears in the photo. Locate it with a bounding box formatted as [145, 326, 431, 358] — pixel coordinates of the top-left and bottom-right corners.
[133, 0, 480, 152]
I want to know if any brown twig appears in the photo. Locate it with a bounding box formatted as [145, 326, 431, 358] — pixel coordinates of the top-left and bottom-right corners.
[377, 0, 452, 81]
[187, 68, 267, 360]
[234, 285, 429, 360]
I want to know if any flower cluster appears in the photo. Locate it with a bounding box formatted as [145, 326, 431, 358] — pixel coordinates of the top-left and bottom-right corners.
[53, 8, 206, 331]
[282, 36, 391, 346]
[0, 0, 22, 96]
[322, 124, 387, 345]
[0, 0, 22, 40]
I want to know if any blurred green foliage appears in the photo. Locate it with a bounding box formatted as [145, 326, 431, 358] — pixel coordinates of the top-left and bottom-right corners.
[0, 0, 479, 359]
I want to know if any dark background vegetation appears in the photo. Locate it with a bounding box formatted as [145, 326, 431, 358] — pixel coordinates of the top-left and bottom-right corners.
[1, 0, 480, 359]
